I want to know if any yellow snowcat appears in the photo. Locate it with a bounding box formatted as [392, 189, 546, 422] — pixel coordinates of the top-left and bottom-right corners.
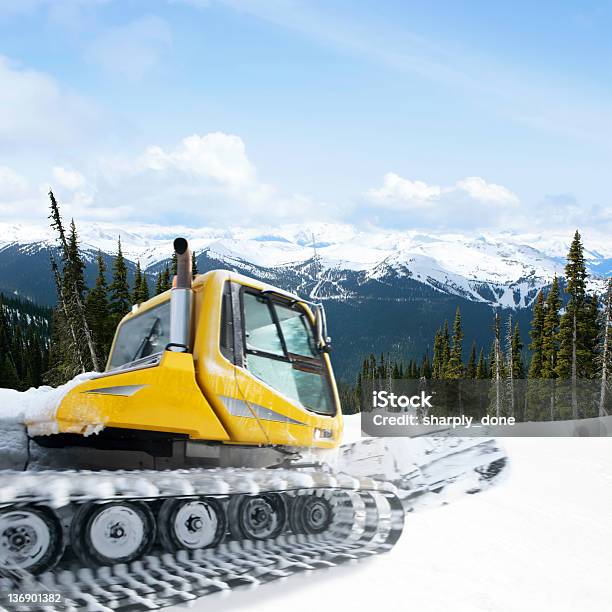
[0, 239, 406, 608]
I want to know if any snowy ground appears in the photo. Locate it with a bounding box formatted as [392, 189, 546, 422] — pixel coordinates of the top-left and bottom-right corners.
[1, 383, 610, 611]
[186, 434, 612, 612]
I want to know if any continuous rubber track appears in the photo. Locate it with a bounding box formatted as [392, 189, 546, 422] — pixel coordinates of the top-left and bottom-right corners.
[0, 468, 405, 611]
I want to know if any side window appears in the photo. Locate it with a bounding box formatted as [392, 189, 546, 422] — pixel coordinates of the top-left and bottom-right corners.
[220, 283, 235, 362]
[109, 301, 171, 369]
[243, 292, 284, 357]
[241, 290, 335, 416]
[275, 304, 317, 358]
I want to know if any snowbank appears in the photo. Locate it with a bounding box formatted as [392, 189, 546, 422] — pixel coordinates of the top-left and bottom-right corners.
[0, 373, 95, 433]
[0, 374, 96, 469]
[0, 373, 95, 430]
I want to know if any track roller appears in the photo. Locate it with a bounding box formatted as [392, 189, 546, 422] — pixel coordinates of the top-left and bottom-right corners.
[0, 506, 64, 574]
[158, 497, 226, 552]
[229, 493, 286, 540]
[70, 501, 156, 566]
[290, 493, 334, 534]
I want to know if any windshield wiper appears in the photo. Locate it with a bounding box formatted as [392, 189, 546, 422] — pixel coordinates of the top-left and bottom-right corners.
[131, 317, 161, 362]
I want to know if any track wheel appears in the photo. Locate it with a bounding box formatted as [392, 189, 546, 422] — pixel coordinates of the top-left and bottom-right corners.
[158, 497, 226, 552]
[71, 501, 155, 566]
[0, 506, 64, 574]
[290, 494, 333, 535]
[229, 494, 286, 540]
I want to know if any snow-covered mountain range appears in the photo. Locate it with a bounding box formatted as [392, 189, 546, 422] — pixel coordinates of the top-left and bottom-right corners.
[1, 221, 609, 309]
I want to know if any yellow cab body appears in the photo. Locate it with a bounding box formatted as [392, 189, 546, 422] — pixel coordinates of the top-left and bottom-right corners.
[50, 270, 343, 450]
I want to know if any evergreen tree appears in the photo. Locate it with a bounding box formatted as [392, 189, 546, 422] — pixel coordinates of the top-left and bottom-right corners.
[445, 307, 464, 378]
[139, 272, 150, 302]
[528, 290, 545, 378]
[65, 219, 86, 300]
[556, 232, 598, 417]
[192, 251, 198, 275]
[598, 279, 612, 417]
[131, 261, 150, 304]
[86, 252, 112, 368]
[420, 354, 431, 378]
[541, 277, 561, 379]
[45, 195, 99, 380]
[511, 323, 525, 379]
[475, 348, 488, 379]
[441, 320, 450, 374]
[133, 261, 143, 304]
[490, 312, 505, 417]
[466, 342, 477, 379]
[0, 298, 19, 389]
[431, 328, 443, 379]
[161, 266, 171, 292]
[109, 237, 131, 325]
[48, 189, 68, 254]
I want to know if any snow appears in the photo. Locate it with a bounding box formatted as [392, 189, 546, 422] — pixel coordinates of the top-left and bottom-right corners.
[0, 372, 95, 435]
[1, 221, 610, 308]
[184, 415, 612, 612]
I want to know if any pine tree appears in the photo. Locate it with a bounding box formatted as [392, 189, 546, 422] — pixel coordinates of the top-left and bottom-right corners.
[0, 297, 20, 389]
[541, 277, 561, 379]
[86, 252, 111, 368]
[466, 342, 477, 379]
[48, 190, 68, 254]
[109, 237, 131, 326]
[45, 194, 99, 380]
[431, 329, 442, 379]
[441, 320, 450, 374]
[556, 231, 598, 417]
[140, 272, 150, 302]
[445, 307, 463, 378]
[528, 290, 545, 378]
[192, 251, 198, 275]
[65, 219, 86, 300]
[512, 323, 525, 379]
[162, 266, 171, 292]
[598, 279, 612, 417]
[420, 354, 431, 378]
[133, 261, 143, 304]
[476, 348, 487, 379]
[505, 315, 518, 418]
[490, 312, 505, 417]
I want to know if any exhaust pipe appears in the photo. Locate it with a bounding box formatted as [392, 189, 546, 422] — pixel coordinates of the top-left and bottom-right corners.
[169, 237, 193, 352]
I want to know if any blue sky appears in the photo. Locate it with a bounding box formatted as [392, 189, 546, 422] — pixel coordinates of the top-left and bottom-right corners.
[0, 0, 611, 232]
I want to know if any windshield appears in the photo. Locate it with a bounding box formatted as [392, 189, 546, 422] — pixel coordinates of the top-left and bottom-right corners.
[242, 291, 335, 416]
[109, 301, 171, 369]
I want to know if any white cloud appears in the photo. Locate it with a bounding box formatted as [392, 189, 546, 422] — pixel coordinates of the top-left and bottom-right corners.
[87, 15, 172, 80]
[52, 167, 86, 191]
[0, 56, 100, 149]
[456, 176, 518, 205]
[32, 132, 333, 226]
[137, 133, 256, 187]
[368, 172, 441, 208]
[0, 167, 28, 200]
[364, 172, 520, 230]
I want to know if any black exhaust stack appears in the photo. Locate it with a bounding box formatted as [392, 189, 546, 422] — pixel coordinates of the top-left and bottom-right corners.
[168, 237, 193, 352]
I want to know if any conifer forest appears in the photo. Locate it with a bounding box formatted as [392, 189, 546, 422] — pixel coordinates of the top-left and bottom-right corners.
[1, 193, 611, 422]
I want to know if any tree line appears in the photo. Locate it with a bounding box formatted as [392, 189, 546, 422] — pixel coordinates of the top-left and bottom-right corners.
[342, 230, 612, 420]
[0, 293, 51, 390]
[0, 191, 198, 389]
